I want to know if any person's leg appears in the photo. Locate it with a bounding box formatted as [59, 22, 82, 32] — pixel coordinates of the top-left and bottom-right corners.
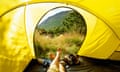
[47, 48, 62, 72]
[50, 49, 61, 68]
[59, 64, 66, 72]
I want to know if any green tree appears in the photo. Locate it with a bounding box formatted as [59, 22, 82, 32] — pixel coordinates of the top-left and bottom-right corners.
[62, 10, 86, 34]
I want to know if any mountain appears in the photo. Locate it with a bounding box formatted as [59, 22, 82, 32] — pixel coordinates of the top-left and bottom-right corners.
[37, 10, 72, 31]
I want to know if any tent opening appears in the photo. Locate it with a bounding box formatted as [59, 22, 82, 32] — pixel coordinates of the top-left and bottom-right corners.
[33, 7, 87, 59]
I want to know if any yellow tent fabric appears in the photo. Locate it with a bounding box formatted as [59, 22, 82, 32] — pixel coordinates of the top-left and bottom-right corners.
[0, 0, 120, 72]
[0, 7, 33, 72]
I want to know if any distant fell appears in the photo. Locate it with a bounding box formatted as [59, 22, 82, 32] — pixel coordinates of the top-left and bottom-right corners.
[38, 11, 71, 31]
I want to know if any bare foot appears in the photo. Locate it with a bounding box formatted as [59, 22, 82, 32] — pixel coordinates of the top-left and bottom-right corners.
[57, 48, 62, 56]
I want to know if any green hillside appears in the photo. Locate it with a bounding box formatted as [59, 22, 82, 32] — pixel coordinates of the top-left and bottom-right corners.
[37, 11, 71, 31]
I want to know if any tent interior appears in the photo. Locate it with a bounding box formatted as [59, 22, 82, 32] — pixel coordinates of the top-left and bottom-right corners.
[0, 0, 120, 72]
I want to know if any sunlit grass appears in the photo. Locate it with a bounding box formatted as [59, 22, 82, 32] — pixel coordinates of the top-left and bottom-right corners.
[34, 29, 85, 58]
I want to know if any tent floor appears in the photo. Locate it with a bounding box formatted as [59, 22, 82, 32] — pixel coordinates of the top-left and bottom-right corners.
[23, 57, 120, 72]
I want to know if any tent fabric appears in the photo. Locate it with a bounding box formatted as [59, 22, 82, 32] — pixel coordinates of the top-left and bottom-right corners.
[0, 7, 33, 72]
[0, 0, 120, 72]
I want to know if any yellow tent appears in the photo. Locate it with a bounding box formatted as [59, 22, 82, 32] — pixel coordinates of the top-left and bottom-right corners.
[0, 0, 120, 72]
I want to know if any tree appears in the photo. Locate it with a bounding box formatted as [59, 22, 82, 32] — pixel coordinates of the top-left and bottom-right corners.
[62, 10, 86, 35]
